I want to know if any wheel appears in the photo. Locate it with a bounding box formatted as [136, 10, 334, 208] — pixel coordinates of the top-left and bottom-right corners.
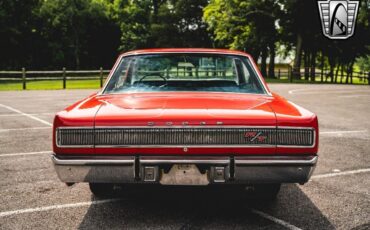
[252, 183, 281, 200]
[89, 183, 115, 198]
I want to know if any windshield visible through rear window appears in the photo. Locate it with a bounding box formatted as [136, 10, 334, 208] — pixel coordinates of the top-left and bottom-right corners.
[103, 53, 267, 95]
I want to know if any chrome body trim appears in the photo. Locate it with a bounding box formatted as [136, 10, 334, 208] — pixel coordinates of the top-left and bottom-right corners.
[52, 154, 317, 184]
[140, 157, 230, 165]
[95, 145, 276, 148]
[51, 155, 135, 183]
[55, 126, 316, 148]
[276, 127, 316, 148]
[55, 127, 94, 148]
[235, 156, 318, 165]
[94, 125, 277, 129]
[51, 155, 135, 165]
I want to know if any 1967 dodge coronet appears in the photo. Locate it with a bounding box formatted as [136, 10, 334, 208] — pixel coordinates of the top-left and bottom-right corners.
[52, 48, 318, 198]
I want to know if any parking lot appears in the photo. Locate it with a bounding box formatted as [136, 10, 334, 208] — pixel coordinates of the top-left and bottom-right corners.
[0, 84, 369, 230]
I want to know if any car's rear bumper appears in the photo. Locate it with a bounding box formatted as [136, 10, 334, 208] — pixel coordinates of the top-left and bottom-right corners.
[52, 155, 317, 185]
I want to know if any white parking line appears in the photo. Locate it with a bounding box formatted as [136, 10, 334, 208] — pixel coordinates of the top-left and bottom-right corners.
[0, 151, 52, 157]
[0, 199, 120, 218]
[0, 113, 54, 117]
[339, 94, 370, 98]
[311, 168, 370, 179]
[288, 88, 369, 95]
[288, 88, 310, 94]
[0, 127, 50, 132]
[0, 104, 52, 126]
[320, 130, 367, 135]
[251, 209, 302, 230]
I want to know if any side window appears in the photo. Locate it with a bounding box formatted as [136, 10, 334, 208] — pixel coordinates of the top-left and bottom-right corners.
[240, 57, 265, 93]
[104, 57, 132, 92]
[242, 62, 251, 83]
[233, 58, 254, 86]
[233, 58, 248, 85]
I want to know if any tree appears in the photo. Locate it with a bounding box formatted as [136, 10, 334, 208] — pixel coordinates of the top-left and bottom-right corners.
[203, 0, 281, 78]
[150, 0, 211, 48]
[38, 0, 120, 69]
[0, 0, 41, 69]
[0, 0, 368, 74]
[278, 0, 323, 79]
[356, 55, 370, 72]
[107, 0, 152, 52]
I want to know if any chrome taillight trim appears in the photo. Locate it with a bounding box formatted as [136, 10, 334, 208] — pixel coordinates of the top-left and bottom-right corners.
[276, 126, 316, 148]
[56, 126, 316, 148]
[55, 127, 94, 148]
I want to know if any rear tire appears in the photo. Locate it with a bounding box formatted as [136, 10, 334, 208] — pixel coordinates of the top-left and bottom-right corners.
[253, 183, 281, 200]
[89, 183, 115, 198]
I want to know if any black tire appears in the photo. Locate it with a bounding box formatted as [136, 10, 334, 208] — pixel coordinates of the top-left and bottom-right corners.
[253, 183, 281, 200]
[89, 183, 115, 198]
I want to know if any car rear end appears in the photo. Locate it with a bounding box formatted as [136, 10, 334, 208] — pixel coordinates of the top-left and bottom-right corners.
[51, 49, 318, 197]
[53, 119, 318, 185]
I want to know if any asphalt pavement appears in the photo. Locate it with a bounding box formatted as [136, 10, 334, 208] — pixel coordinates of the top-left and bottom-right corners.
[0, 84, 369, 230]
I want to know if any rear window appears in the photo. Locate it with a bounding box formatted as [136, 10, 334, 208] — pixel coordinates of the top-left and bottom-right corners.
[103, 53, 267, 95]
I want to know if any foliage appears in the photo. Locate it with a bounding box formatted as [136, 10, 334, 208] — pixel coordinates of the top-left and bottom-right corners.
[204, 0, 369, 80]
[0, 0, 41, 69]
[0, 0, 369, 81]
[37, 0, 121, 69]
[356, 55, 370, 72]
[204, 0, 282, 77]
[149, 0, 211, 48]
[204, 0, 279, 55]
[109, 0, 152, 51]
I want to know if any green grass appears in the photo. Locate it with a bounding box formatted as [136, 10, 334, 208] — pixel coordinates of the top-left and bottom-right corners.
[0, 79, 103, 91]
[0, 76, 368, 91]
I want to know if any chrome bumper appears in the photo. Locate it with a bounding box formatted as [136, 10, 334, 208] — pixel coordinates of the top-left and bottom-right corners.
[52, 155, 317, 185]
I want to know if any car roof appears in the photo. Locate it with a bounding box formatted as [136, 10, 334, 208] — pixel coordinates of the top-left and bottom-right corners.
[120, 48, 251, 57]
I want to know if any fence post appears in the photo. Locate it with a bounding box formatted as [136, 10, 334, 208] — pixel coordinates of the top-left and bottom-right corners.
[368, 72, 370, 85]
[62, 67, 66, 89]
[100, 67, 103, 87]
[363, 72, 366, 84]
[22, 67, 26, 90]
[321, 68, 324, 82]
[278, 69, 280, 79]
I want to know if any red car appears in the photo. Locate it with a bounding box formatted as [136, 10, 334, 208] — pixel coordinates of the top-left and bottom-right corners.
[52, 48, 318, 198]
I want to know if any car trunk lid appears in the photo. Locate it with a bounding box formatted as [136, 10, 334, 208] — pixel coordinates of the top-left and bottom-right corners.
[93, 92, 277, 155]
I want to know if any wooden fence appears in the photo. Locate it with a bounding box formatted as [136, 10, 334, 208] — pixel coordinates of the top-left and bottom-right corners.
[0, 68, 110, 89]
[273, 67, 369, 84]
[0, 67, 369, 90]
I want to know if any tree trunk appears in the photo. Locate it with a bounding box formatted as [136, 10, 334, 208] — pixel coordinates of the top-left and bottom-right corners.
[304, 51, 310, 80]
[268, 43, 275, 78]
[260, 48, 268, 77]
[71, 0, 80, 69]
[345, 63, 350, 84]
[153, 0, 159, 23]
[320, 53, 324, 82]
[330, 66, 334, 83]
[310, 51, 317, 82]
[348, 61, 354, 84]
[334, 64, 340, 83]
[293, 34, 303, 79]
[72, 31, 80, 69]
[328, 55, 336, 83]
[251, 49, 260, 64]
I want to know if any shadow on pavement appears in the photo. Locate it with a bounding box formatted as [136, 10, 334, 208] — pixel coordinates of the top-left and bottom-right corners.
[78, 184, 335, 229]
